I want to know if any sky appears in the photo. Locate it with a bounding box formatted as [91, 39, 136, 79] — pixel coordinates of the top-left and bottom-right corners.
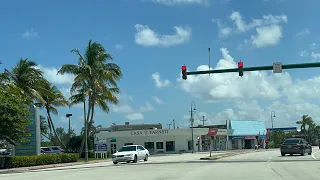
[1, 0, 320, 134]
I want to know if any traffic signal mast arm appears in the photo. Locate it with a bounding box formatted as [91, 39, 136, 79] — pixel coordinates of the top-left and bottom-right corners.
[186, 62, 320, 75]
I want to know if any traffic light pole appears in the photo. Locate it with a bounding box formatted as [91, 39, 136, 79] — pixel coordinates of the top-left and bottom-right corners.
[186, 62, 320, 76]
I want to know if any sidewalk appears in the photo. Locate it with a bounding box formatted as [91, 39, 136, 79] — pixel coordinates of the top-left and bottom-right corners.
[0, 159, 111, 174]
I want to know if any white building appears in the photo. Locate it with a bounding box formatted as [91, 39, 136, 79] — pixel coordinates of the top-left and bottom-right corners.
[95, 127, 229, 154]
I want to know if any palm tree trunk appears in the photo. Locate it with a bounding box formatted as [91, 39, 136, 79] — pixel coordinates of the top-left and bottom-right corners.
[46, 108, 68, 151]
[78, 95, 92, 157]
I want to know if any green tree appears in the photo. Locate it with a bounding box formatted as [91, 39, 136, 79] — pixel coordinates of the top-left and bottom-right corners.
[0, 87, 30, 145]
[296, 115, 320, 143]
[3, 58, 47, 103]
[40, 115, 50, 140]
[58, 39, 122, 157]
[35, 82, 69, 150]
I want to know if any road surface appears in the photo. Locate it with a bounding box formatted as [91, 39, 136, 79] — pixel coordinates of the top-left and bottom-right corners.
[1, 148, 320, 180]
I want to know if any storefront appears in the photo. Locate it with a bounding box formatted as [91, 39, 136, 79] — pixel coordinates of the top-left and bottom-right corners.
[95, 128, 228, 154]
[227, 120, 267, 149]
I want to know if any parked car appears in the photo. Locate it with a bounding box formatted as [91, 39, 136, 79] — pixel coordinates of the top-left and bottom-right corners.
[280, 138, 312, 156]
[41, 146, 63, 154]
[112, 145, 149, 164]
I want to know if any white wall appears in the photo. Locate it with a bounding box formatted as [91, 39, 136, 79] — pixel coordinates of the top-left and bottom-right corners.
[95, 128, 228, 153]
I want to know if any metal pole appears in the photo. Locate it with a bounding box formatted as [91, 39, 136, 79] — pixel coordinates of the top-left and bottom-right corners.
[84, 88, 88, 162]
[191, 105, 194, 154]
[190, 101, 196, 154]
[271, 111, 275, 145]
[68, 116, 71, 151]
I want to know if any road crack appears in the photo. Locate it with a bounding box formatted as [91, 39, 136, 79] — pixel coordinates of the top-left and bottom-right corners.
[271, 168, 283, 178]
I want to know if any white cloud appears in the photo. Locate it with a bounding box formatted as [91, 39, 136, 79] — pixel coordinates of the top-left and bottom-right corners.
[134, 24, 191, 47]
[111, 94, 154, 121]
[152, 96, 163, 104]
[125, 112, 144, 120]
[251, 25, 283, 48]
[152, 72, 171, 88]
[139, 101, 154, 112]
[214, 11, 287, 48]
[36, 65, 75, 85]
[114, 44, 123, 50]
[112, 104, 134, 113]
[151, 0, 209, 6]
[22, 28, 39, 38]
[177, 47, 320, 127]
[299, 43, 320, 60]
[296, 28, 311, 36]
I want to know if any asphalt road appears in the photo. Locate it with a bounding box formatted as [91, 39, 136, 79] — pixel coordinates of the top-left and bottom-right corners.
[1, 148, 320, 180]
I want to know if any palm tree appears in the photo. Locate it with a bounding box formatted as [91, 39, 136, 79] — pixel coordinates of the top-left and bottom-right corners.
[40, 115, 50, 140]
[35, 82, 69, 150]
[296, 115, 320, 143]
[57, 39, 122, 157]
[3, 58, 46, 103]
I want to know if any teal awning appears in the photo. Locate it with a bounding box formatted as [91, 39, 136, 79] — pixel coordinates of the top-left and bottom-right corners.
[110, 137, 116, 142]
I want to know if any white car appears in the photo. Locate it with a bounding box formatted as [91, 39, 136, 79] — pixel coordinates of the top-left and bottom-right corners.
[112, 145, 149, 164]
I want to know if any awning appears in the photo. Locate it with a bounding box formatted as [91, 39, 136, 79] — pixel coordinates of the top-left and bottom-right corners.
[110, 137, 116, 142]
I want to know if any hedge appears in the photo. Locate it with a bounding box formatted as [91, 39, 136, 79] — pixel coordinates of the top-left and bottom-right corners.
[0, 153, 78, 169]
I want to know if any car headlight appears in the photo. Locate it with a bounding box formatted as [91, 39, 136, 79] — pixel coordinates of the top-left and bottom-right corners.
[125, 154, 133, 156]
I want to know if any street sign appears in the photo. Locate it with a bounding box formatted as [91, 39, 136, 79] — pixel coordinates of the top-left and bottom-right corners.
[94, 143, 107, 153]
[273, 62, 282, 73]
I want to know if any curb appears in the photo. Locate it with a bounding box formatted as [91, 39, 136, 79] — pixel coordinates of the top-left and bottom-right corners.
[199, 150, 266, 160]
[0, 159, 111, 174]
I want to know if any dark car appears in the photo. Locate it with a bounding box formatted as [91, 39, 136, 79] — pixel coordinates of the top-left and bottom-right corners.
[280, 138, 312, 156]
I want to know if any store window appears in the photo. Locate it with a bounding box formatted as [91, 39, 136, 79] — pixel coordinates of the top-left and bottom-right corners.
[166, 141, 175, 151]
[188, 141, 192, 151]
[156, 142, 163, 149]
[144, 142, 154, 152]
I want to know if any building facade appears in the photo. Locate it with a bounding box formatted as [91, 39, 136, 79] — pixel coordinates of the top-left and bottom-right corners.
[95, 127, 229, 154]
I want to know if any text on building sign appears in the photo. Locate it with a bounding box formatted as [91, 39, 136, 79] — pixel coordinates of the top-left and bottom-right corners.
[130, 129, 169, 136]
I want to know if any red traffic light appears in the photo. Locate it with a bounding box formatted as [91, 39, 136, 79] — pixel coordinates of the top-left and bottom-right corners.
[238, 61, 243, 67]
[182, 65, 186, 71]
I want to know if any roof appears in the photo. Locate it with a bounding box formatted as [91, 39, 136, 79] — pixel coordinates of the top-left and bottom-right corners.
[230, 120, 266, 136]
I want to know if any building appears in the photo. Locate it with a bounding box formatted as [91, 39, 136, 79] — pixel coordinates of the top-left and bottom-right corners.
[228, 120, 267, 149]
[95, 122, 229, 154]
[95, 120, 268, 154]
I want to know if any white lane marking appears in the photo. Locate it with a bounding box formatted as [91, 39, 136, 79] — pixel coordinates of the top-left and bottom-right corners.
[267, 157, 272, 162]
[311, 151, 320, 160]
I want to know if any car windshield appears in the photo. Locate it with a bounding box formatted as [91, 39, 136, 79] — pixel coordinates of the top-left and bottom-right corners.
[118, 146, 136, 152]
[283, 139, 300, 144]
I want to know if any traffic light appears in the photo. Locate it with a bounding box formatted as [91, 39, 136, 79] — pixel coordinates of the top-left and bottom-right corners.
[182, 65, 187, 80]
[238, 61, 243, 77]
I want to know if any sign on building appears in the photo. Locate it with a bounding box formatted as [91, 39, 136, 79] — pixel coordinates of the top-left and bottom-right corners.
[14, 105, 41, 156]
[94, 143, 107, 153]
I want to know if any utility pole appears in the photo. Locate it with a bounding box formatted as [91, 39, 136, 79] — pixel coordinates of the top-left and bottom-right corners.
[200, 116, 207, 126]
[190, 101, 197, 153]
[271, 111, 276, 144]
[173, 119, 176, 129]
[66, 113, 72, 152]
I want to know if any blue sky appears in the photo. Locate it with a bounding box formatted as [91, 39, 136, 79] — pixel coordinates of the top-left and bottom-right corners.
[2, 0, 320, 134]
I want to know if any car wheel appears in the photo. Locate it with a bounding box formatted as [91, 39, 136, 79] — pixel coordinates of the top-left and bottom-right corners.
[113, 162, 118, 164]
[308, 149, 312, 155]
[133, 155, 137, 163]
[281, 153, 285, 156]
[144, 154, 148, 161]
[126, 161, 130, 163]
[301, 149, 305, 156]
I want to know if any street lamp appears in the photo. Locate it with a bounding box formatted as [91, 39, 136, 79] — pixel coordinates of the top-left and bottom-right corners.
[66, 113, 72, 152]
[270, 111, 276, 143]
[190, 101, 197, 153]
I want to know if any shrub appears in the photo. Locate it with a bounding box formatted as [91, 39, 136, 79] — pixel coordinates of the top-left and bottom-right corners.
[0, 153, 78, 169]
